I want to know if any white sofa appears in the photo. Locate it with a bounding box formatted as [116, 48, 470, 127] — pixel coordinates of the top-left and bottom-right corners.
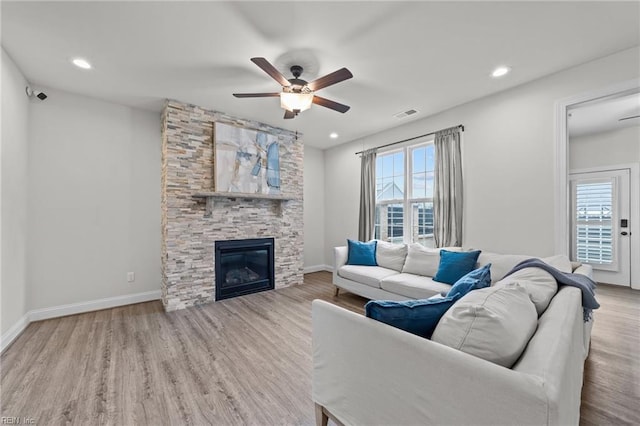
[333, 242, 584, 301]
[313, 243, 594, 425]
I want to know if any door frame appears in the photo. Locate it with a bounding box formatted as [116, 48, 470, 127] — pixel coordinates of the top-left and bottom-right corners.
[554, 78, 640, 289]
[569, 164, 638, 286]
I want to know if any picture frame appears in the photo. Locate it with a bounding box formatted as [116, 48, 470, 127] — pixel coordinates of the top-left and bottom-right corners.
[213, 121, 281, 195]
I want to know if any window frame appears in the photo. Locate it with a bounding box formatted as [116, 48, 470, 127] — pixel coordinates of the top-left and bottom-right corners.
[374, 137, 435, 245]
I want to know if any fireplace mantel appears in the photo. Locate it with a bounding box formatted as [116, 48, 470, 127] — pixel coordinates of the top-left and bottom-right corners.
[193, 192, 295, 217]
[193, 192, 295, 201]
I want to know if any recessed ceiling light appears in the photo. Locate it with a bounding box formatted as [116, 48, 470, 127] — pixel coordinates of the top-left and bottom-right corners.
[72, 58, 92, 69]
[491, 66, 510, 78]
[329, 132, 339, 139]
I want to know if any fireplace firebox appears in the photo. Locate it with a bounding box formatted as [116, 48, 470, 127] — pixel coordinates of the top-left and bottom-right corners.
[215, 238, 275, 301]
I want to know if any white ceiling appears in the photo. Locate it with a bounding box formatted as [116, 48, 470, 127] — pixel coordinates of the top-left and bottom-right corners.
[568, 92, 640, 138]
[2, 1, 639, 149]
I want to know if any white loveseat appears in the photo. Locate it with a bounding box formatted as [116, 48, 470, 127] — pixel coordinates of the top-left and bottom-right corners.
[313, 242, 595, 425]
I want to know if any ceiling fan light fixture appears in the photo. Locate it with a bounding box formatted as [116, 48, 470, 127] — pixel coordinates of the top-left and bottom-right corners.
[280, 91, 314, 112]
[235, 57, 351, 117]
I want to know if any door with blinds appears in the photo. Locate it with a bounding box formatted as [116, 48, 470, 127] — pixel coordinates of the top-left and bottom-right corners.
[570, 169, 631, 286]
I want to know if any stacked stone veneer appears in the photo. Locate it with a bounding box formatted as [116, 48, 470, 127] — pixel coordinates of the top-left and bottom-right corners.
[161, 100, 304, 311]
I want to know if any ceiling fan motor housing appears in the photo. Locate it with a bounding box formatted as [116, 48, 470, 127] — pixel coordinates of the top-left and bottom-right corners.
[290, 65, 303, 78]
[288, 65, 308, 90]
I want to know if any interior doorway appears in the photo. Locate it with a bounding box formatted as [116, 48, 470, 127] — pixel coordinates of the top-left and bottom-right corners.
[555, 80, 640, 289]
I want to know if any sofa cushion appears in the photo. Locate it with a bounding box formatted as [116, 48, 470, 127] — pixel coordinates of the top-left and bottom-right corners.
[338, 265, 398, 288]
[401, 244, 441, 276]
[433, 250, 481, 284]
[375, 240, 408, 272]
[381, 273, 451, 299]
[495, 267, 558, 316]
[365, 296, 458, 338]
[476, 252, 532, 283]
[347, 239, 377, 266]
[446, 263, 492, 299]
[432, 283, 538, 368]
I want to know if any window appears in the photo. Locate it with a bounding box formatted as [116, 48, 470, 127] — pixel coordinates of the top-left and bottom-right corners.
[573, 179, 614, 265]
[374, 140, 435, 246]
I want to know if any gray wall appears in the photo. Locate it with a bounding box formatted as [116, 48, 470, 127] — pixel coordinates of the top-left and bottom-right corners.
[303, 145, 326, 269]
[570, 126, 640, 170]
[27, 88, 161, 310]
[323, 47, 640, 264]
[1, 48, 30, 335]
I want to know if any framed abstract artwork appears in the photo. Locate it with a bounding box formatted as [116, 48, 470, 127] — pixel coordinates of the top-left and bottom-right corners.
[213, 122, 281, 194]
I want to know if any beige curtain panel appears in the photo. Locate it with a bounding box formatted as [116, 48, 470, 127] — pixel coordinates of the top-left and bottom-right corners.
[433, 127, 463, 247]
[358, 149, 377, 241]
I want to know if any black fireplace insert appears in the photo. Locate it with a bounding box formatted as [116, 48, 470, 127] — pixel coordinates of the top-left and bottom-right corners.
[214, 238, 275, 301]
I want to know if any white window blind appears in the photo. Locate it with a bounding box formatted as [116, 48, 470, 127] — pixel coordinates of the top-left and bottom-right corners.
[574, 179, 614, 264]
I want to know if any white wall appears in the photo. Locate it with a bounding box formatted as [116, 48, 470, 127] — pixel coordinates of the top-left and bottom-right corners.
[570, 126, 640, 170]
[324, 47, 640, 262]
[1, 48, 30, 335]
[27, 88, 161, 310]
[303, 145, 326, 270]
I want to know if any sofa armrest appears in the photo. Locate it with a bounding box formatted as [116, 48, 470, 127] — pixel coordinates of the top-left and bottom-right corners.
[568, 263, 595, 356]
[573, 263, 593, 279]
[312, 300, 549, 426]
[333, 246, 348, 284]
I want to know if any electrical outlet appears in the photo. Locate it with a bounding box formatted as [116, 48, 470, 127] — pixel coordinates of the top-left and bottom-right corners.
[127, 272, 135, 282]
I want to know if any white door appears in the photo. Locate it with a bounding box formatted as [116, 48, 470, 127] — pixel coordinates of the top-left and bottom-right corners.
[570, 169, 631, 286]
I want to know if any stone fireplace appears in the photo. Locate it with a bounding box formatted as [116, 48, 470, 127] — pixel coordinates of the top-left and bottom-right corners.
[160, 100, 303, 311]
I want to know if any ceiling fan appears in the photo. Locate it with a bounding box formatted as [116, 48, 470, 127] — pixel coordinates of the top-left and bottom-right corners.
[233, 57, 353, 119]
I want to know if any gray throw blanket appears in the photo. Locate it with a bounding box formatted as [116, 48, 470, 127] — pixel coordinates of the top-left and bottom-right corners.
[503, 258, 599, 321]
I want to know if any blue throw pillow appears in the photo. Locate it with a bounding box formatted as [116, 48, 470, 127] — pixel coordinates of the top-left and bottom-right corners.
[346, 239, 377, 266]
[446, 263, 492, 298]
[365, 296, 458, 338]
[433, 249, 482, 284]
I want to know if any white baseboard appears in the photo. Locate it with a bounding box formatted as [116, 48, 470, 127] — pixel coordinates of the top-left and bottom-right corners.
[1, 290, 161, 354]
[28, 290, 161, 322]
[304, 264, 333, 273]
[0, 313, 30, 354]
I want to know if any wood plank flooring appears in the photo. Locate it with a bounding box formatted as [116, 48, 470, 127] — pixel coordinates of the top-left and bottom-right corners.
[580, 283, 640, 426]
[1, 272, 638, 425]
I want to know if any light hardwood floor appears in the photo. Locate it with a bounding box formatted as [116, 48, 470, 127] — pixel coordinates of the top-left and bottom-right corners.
[580, 283, 640, 425]
[1, 272, 638, 425]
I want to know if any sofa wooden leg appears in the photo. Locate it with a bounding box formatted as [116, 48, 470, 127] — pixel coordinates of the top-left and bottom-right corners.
[334, 286, 340, 297]
[315, 403, 329, 426]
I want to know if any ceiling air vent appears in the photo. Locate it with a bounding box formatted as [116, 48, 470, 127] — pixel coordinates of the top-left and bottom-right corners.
[393, 109, 419, 119]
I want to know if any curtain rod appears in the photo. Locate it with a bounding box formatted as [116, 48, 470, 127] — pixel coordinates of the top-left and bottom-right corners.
[354, 124, 464, 155]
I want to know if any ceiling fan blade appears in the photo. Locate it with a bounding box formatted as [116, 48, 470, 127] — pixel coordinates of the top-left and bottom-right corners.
[251, 57, 291, 87]
[283, 110, 296, 119]
[233, 92, 280, 98]
[307, 68, 353, 91]
[312, 96, 350, 113]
